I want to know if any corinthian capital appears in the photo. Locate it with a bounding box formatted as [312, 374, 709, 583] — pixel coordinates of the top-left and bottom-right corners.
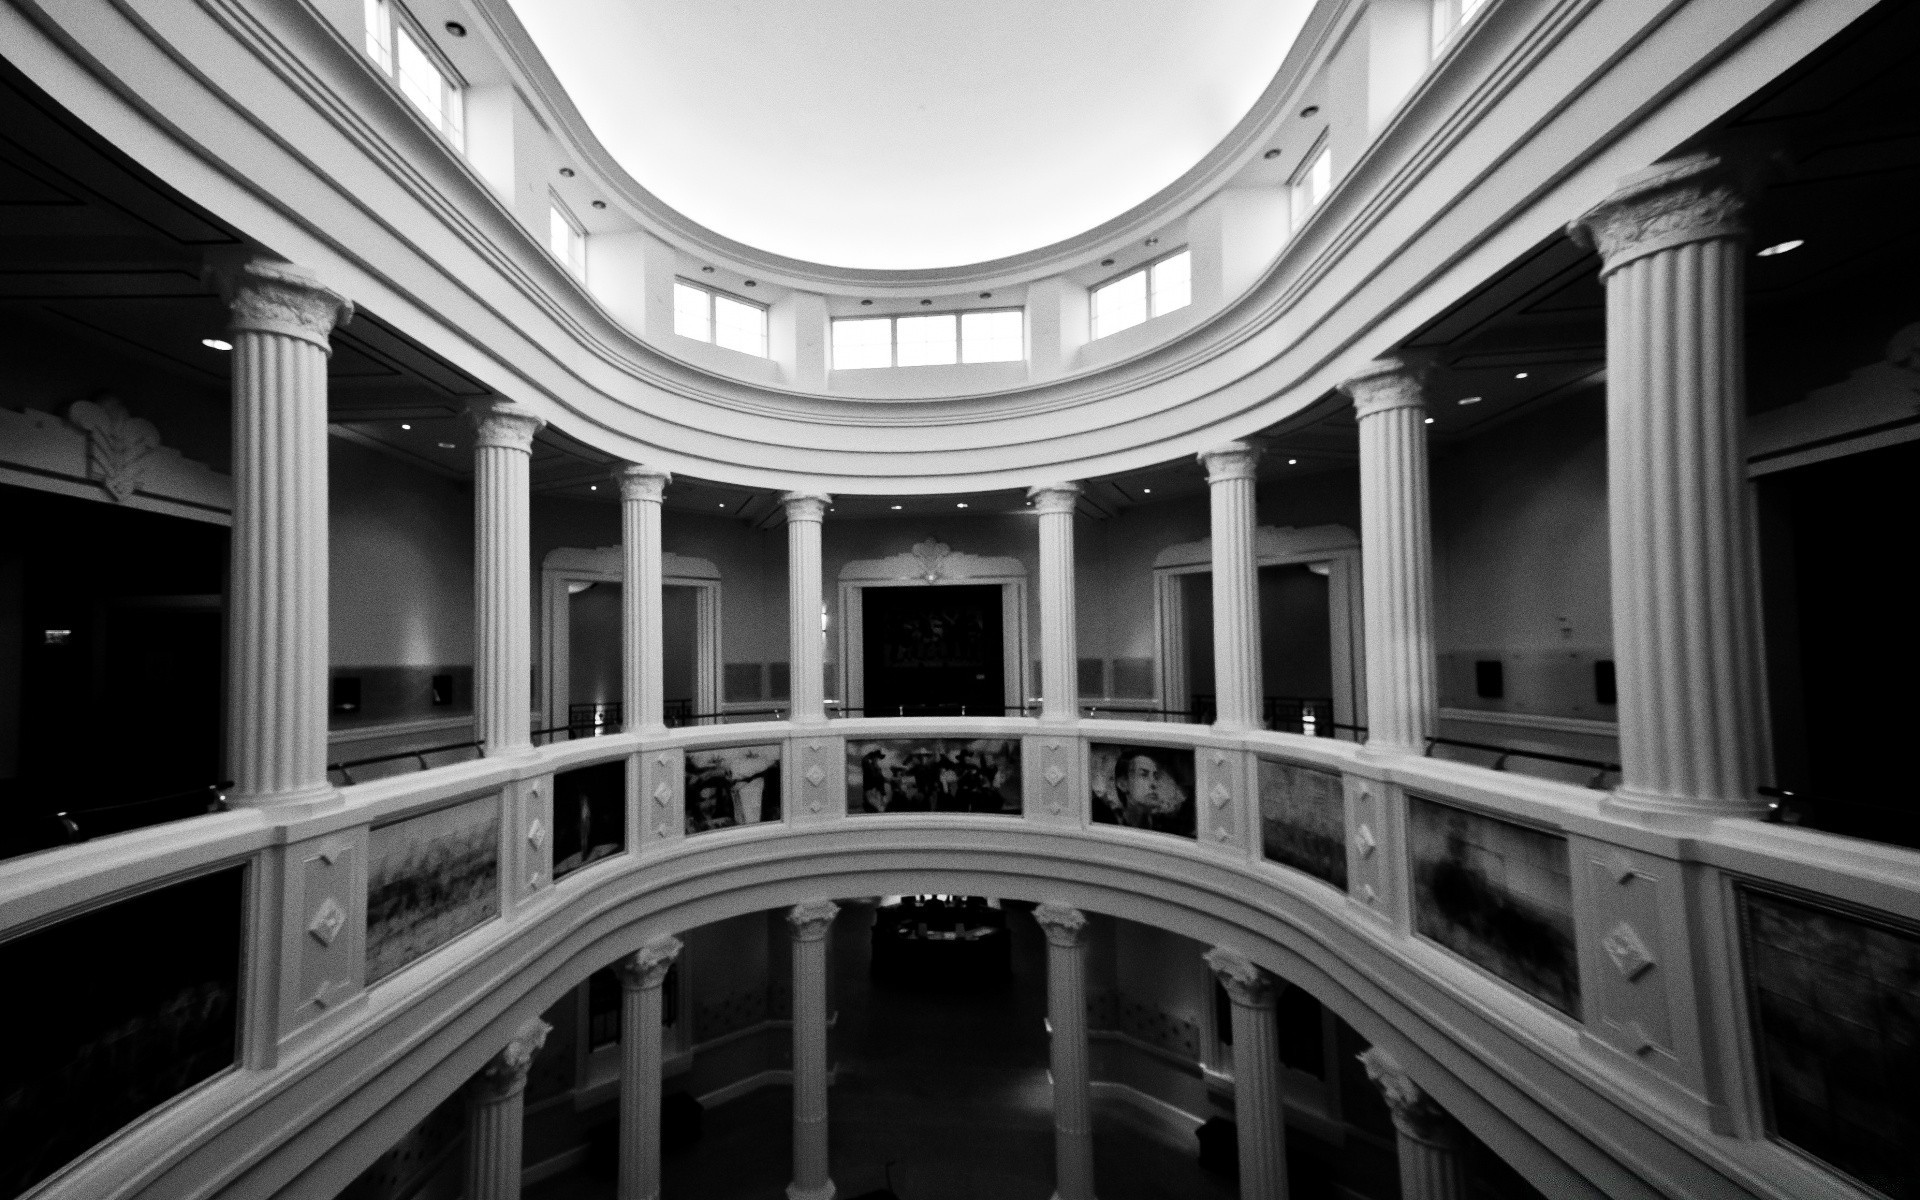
[1569, 150, 1750, 277]
[1033, 903, 1088, 947]
[1339, 354, 1433, 420]
[1204, 946, 1279, 1008]
[781, 492, 832, 523]
[1357, 1047, 1463, 1146]
[210, 257, 353, 349]
[469, 398, 545, 453]
[614, 936, 683, 990]
[615, 463, 671, 503]
[786, 898, 840, 941]
[1027, 482, 1082, 516]
[1198, 441, 1261, 484]
[471, 1016, 551, 1103]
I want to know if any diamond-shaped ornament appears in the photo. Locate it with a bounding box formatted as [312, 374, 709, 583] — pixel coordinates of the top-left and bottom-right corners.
[1215, 826, 1231, 841]
[1210, 782, 1231, 808]
[1044, 763, 1066, 787]
[308, 897, 346, 947]
[1351, 824, 1377, 858]
[805, 764, 826, 787]
[527, 818, 545, 848]
[1602, 922, 1656, 981]
[653, 781, 672, 806]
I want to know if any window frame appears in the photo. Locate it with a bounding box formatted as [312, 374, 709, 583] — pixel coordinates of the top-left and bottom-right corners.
[548, 197, 586, 279]
[1088, 248, 1193, 342]
[1430, 0, 1491, 55]
[829, 306, 1027, 371]
[673, 277, 770, 359]
[362, 0, 466, 149]
[1288, 138, 1332, 228]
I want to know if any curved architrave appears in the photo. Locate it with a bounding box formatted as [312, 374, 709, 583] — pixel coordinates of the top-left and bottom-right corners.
[539, 547, 722, 730]
[0, 0, 1873, 492]
[40, 819, 1813, 1200]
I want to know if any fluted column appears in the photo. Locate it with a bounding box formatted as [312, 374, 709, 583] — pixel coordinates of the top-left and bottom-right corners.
[1205, 948, 1289, 1200]
[1570, 151, 1768, 816]
[1029, 483, 1082, 720]
[618, 466, 673, 734]
[1199, 444, 1264, 731]
[782, 493, 831, 724]
[466, 1017, 551, 1200]
[1357, 1048, 1468, 1200]
[1035, 903, 1095, 1200]
[786, 899, 839, 1200]
[615, 937, 682, 1200]
[472, 399, 545, 755]
[213, 258, 352, 807]
[1340, 358, 1437, 753]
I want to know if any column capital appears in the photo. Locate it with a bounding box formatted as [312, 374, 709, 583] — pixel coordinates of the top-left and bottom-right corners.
[781, 492, 832, 523]
[1033, 903, 1089, 947]
[614, 936, 682, 991]
[1198, 441, 1261, 484]
[1569, 150, 1751, 277]
[1204, 946, 1280, 1008]
[472, 1017, 551, 1104]
[1026, 482, 1082, 515]
[1340, 353, 1434, 420]
[209, 256, 353, 349]
[786, 898, 840, 941]
[1357, 1047, 1464, 1146]
[615, 463, 671, 502]
[469, 399, 545, 453]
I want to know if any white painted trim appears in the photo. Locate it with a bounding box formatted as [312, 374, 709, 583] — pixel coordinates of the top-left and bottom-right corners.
[522, 1145, 588, 1187]
[1437, 707, 1618, 738]
[1090, 1080, 1205, 1143]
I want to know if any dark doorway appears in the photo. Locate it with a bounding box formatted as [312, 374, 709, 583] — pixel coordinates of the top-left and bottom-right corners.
[861, 584, 1004, 716]
[1758, 439, 1920, 848]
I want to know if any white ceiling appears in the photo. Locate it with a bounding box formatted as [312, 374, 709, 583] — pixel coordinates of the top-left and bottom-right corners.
[507, 0, 1313, 269]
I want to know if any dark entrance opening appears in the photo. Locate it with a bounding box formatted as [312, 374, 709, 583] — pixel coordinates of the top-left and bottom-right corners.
[861, 584, 1004, 716]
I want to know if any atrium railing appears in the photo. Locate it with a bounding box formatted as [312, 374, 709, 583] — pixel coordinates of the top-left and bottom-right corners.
[1422, 735, 1622, 789]
[326, 741, 486, 785]
[0, 779, 232, 861]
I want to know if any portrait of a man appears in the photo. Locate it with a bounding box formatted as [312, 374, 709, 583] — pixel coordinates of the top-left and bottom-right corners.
[1090, 743, 1196, 838]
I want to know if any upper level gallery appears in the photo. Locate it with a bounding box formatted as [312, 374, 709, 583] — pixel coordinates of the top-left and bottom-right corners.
[0, 0, 1872, 492]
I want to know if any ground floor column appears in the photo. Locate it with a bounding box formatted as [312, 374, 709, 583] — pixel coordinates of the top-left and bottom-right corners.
[787, 899, 840, 1200]
[1205, 948, 1288, 1200]
[1358, 1048, 1469, 1200]
[465, 1017, 551, 1200]
[617, 937, 683, 1200]
[1035, 903, 1095, 1200]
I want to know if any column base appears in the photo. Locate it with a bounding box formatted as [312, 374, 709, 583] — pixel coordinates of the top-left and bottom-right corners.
[1608, 786, 1770, 819]
[227, 780, 341, 814]
[786, 1182, 835, 1200]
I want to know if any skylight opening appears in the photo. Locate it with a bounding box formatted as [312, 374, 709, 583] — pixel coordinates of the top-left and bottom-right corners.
[1091, 249, 1191, 340]
[831, 309, 1026, 370]
[674, 279, 767, 358]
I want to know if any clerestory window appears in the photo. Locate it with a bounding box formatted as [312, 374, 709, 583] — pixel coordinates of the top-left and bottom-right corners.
[1090, 250, 1191, 341]
[831, 309, 1025, 370]
[674, 280, 768, 358]
[549, 202, 585, 279]
[1431, 0, 1491, 55]
[363, 0, 465, 148]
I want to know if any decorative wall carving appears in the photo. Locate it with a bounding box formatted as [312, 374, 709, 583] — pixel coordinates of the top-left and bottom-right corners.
[0, 402, 231, 519]
[67, 396, 160, 502]
[839, 539, 1027, 583]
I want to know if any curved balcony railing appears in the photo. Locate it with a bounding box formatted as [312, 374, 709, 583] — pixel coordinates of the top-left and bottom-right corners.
[1, 715, 1915, 1200]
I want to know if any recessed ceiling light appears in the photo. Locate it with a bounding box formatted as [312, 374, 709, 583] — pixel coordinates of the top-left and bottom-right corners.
[744, 280, 757, 287]
[1100, 258, 1114, 267]
[444, 20, 466, 36]
[1457, 396, 1482, 406]
[558, 167, 575, 178]
[861, 299, 873, 306]
[717, 503, 726, 508]
[400, 423, 411, 430]
[1288, 458, 1298, 465]
[1142, 488, 1152, 494]
[591, 200, 606, 209]
[1300, 105, 1320, 118]
[1263, 149, 1281, 160]
[201, 337, 232, 351]
[1145, 237, 1159, 247]
[1514, 371, 1529, 379]
[919, 299, 932, 305]
[701, 265, 715, 273]
[956, 502, 968, 509]
[890, 504, 902, 510]
[1424, 417, 1435, 424]
[979, 292, 992, 299]
[1756, 239, 1804, 257]
[437, 441, 456, 450]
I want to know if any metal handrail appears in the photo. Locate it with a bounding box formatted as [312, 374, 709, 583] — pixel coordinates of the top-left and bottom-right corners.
[1424, 736, 1621, 788]
[328, 740, 485, 784]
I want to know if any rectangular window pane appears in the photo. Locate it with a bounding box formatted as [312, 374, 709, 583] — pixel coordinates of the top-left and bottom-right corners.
[894, 313, 958, 366]
[365, 0, 392, 71]
[1091, 269, 1148, 340]
[1309, 147, 1332, 204]
[673, 282, 711, 343]
[395, 26, 446, 130]
[713, 294, 767, 357]
[1149, 252, 1191, 317]
[549, 208, 575, 266]
[960, 310, 1025, 363]
[832, 318, 893, 370]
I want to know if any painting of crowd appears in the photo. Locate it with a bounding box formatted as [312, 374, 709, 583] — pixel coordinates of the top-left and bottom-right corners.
[1258, 759, 1348, 888]
[847, 738, 1022, 815]
[1407, 796, 1579, 1017]
[685, 743, 783, 834]
[1090, 743, 1197, 838]
[365, 798, 500, 984]
[0, 867, 243, 1200]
